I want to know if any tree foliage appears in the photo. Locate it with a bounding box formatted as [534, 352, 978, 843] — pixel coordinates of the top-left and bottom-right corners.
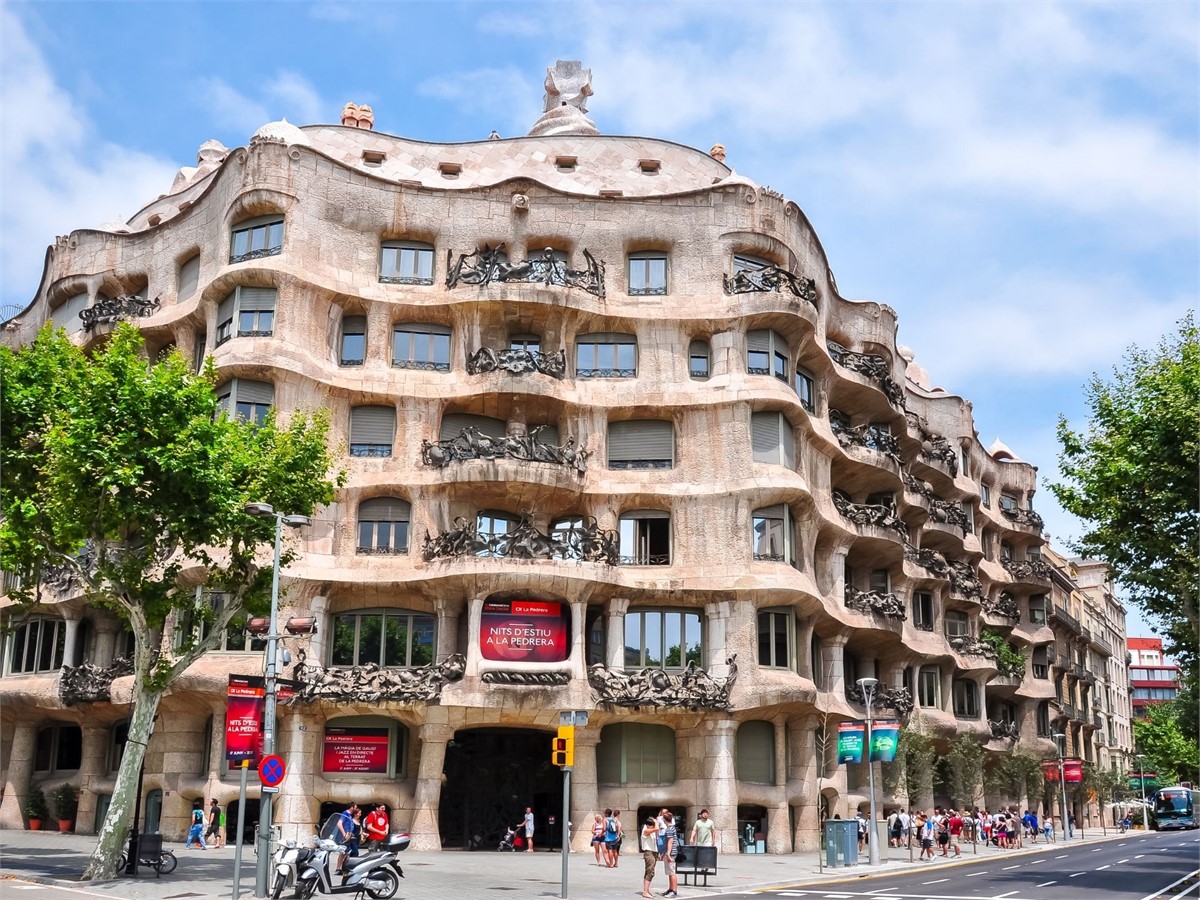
[1133, 703, 1200, 787]
[883, 727, 936, 806]
[1051, 313, 1199, 682]
[0, 325, 344, 878]
[940, 734, 985, 809]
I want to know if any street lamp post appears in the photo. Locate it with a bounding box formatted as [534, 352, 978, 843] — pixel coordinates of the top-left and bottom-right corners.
[1053, 732, 1070, 840]
[245, 503, 311, 899]
[857, 676, 880, 866]
[1137, 754, 1148, 826]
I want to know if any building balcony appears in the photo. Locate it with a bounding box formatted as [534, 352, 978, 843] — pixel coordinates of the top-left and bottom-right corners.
[831, 491, 908, 540]
[1049, 604, 1083, 635]
[1000, 506, 1045, 531]
[1002, 556, 1053, 585]
[1089, 630, 1113, 656]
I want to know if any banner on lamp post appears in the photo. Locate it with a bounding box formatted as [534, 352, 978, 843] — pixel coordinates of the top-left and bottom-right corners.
[837, 721, 865, 764]
[869, 719, 901, 763]
[1063, 758, 1084, 784]
[1128, 772, 1158, 790]
[225, 674, 265, 763]
[1042, 759, 1061, 782]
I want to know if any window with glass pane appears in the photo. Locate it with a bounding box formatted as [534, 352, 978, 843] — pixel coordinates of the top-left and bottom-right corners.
[757, 610, 792, 668]
[357, 498, 410, 554]
[1000, 540, 1014, 560]
[476, 512, 517, 558]
[752, 506, 794, 565]
[331, 611, 435, 667]
[918, 666, 940, 708]
[953, 679, 979, 717]
[509, 334, 541, 353]
[596, 723, 676, 785]
[912, 592, 934, 631]
[689, 339, 710, 378]
[796, 368, 815, 412]
[999, 493, 1018, 512]
[944, 610, 970, 637]
[618, 511, 670, 565]
[980, 484, 991, 507]
[380, 242, 435, 284]
[736, 721, 776, 783]
[4, 619, 65, 674]
[576, 333, 637, 378]
[628, 253, 667, 295]
[34, 724, 82, 773]
[230, 216, 284, 263]
[868, 568, 890, 594]
[732, 254, 780, 289]
[393, 324, 451, 371]
[340, 315, 366, 365]
[623, 609, 702, 670]
[216, 379, 273, 426]
[349, 405, 395, 457]
[551, 516, 585, 560]
[1029, 594, 1047, 624]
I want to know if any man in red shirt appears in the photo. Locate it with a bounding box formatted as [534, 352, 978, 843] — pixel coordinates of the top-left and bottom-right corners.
[364, 804, 389, 849]
[947, 809, 964, 857]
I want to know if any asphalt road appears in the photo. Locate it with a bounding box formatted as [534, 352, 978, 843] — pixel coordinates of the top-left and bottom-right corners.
[737, 829, 1200, 900]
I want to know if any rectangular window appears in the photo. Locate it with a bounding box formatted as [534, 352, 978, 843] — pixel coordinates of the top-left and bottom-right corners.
[230, 215, 284, 263]
[689, 340, 710, 379]
[4, 619, 65, 674]
[178, 254, 201, 300]
[357, 498, 411, 554]
[918, 666, 940, 708]
[618, 512, 670, 565]
[217, 378, 274, 426]
[750, 411, 796, 468]
[868, 568, 890, 594]
[1029, 594, 1047, 625]
[757, 610, 793, 669]
[627, 253, 667, 295]
[476, 512, 516, 558]
[349, 406, 396, 457]
[380, 242, 435, 285]
[392, 323, 451, 371]
[1000, 493, 1018, 512]
[980, 484, 991, 508]
[331, 612, 435, 667]
[795, 368, 815, 413]
[623, 609, 702, 669]
[607, 419, 674, 469]
[216, 286, 277, 346]
[340, 315, 367, 366]
[49, 293, 88, 334]
[953, 679, 979, 717]
[576, 333, 637, 378]
[912, 592, 934, 631]
[944, 610, 970, 638]
[752, 505, 796, 567]
[732, 254, 781, 291]
[746, 329, 789, 382]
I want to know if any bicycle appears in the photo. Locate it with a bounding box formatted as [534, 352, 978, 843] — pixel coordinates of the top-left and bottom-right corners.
[117, 847, 177, 876]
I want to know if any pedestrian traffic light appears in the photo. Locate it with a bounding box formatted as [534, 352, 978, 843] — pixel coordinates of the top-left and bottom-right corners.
[552, 725, 574, 767]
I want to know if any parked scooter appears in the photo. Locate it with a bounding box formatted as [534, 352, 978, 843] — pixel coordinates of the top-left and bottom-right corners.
[290, 814, 408, 899]
[270, 838, 317, 899]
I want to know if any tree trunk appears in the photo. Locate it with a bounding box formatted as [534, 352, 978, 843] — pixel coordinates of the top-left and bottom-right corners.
[81, 683, 164, 880]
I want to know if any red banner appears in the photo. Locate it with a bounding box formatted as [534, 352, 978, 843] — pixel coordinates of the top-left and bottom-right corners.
[1063, 758, 1083, 784]
[225, 674, 265, 763]
[480, 599, 570, 663]
[322, 726, 390, 773]
[1042, 760, 1061, 782]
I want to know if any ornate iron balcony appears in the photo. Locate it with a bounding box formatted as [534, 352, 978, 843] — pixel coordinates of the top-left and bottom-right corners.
[59, 656, 135, 706]
[588, 656, 738, 710]
[831, 490, 908, 538]
[420, 425, 588, 474]
[988, 719, 1019, 740]
[446, 244, 606, 298]
[1001, 506, 1045, 530]
[905, 412, 959, 476]
[576, 367, 636, 378]
[904, 542, 951, 580]
[291, 653, 466, 703]
[392, 359, 451, 372]
[845, 683, 914, 717]
[229, 246, 282, 264]
[422, 514, 619, 564]
[355, 546, 409, 555]
[379, 274, 434, 286]
[1003, 557, 1054, 581]
[829, 411, 903, 464]
[982, 591, 1021, 620]
[723, 264, 818, 307]
[80, 294, 160, 331]
[827, 341, 906, 409]
[349, 444, 393, 458]
[949, 634, 997, 659]
[466, 347, 566, 379]
[844, 587, 906, 620]
[948, 560, 986, 603]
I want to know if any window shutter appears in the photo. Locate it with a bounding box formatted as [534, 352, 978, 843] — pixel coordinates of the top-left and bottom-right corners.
[178, 256, 200, 299]
[751, 412, 784, 464]
[531, 424, 560, 446]
[237, 287, 277, 311]
[580, 331, 635, 345]
[439, 413, 507, 442]
[608, 420, 673, 465]
[350, 406, 396, 444]
[218, 293, 235, 322]
[359, 497, 411, 521]
[736, 722, 775, 784]
[623, 508, 669, 521]
[689, 339, 708, 359]
[342, 315, 366, 335]
[781, 420, 796, 469]
[747, 330, 770, 353]
[755, 504, 786, 519]
[235, 379, 274, 405]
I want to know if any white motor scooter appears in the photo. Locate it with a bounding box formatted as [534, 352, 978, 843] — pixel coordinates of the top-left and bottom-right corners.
[291, 814, 408, 899]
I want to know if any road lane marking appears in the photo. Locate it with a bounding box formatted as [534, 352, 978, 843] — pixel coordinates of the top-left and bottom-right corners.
[1028, 859, 1045, 863]
[1139, 868, 1200, 900]
[1120, 858, 1130, 863]
[1136, 854, 1145, 858]
[993, 892, 1020, 898]
[964, 871, 987, 877]
[1070, 872, 1086, 877]
[1056, 854, 1069, 858]
[922, 879, 949, 885]
[1098, 865, 1111, 870]
[1002, 864, 1020, 870]
[1037, 881, 1057, 887]
[1092, 848, 1102, 852]
[822, 895, 852, 898]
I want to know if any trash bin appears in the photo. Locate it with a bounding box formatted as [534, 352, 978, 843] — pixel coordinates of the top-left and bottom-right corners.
[824, 819, 859, 867]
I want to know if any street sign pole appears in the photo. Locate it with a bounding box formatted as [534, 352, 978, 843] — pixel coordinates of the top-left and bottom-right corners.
[232, 760, 249, 899]
[561, 766, 571, 900]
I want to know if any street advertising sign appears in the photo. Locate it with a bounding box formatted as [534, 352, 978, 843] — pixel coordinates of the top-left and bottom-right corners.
[869, 720, 901, 763]
[1063, 758, 1083, 784]
[479, 599, 570, 663]
[837, 721, 865, 764]
[1042, 759, 1061, 782]
[1128, 772, 1159, 790]
[322, 726, 390, 774]
[225, 674, 265, 763]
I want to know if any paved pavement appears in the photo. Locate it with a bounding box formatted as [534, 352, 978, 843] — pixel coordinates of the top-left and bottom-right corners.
[0, 825, 1154, 900]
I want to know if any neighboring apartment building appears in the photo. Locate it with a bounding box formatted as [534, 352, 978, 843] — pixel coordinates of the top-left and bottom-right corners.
[1, 62, 1066, 852]
[1127, 637, 1181, 718]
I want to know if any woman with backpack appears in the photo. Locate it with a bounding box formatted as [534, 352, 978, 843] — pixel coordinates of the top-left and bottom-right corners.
[186, 800, 207, 849]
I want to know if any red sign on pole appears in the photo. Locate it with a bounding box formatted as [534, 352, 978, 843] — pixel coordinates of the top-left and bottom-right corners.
[259, 754, 286, 787]
[1063, 758, 1083, 784]
[225, 674, 265, 763]
[1042, 759, 1061, 782]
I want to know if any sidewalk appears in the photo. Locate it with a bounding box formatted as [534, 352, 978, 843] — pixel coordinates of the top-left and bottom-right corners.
[0, 826, 1137, 899]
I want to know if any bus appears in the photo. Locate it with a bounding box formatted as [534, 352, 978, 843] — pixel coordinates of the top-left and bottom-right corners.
[1151, 786, 1200, 830]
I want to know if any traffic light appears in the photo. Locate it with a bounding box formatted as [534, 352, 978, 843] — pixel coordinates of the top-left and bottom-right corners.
[552, 725, 574, 767]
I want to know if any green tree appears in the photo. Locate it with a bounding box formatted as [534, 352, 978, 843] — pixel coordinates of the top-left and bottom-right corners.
[1133, 704, 1200, 787]
[883, 727, 935, 807]
[1051, 313, 1199, 685]
[0, 325, 343, 879]
[940, 734, 985, 809]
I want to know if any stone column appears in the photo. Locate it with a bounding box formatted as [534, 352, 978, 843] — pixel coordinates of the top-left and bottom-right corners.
[823, 635, 849, 699]
[788, 718, 821, 851]
[62, 618, 81, 669]
[409, 723, 454, 851]
[570, 729, 601, 851]
[797, 620, 815, 680]
[941, 669, 954, 714]
[92, 621, 120, 669]
[705, 598, 732, 669]
[434, 597, 458, 662]
[464, 597, 485, 676]
[605, 598, 629, 669]
[0, 720, 37, 828]
[76, 724, 109, 833]
[767, 717, 790, 852]
[706, 719, 738, 856]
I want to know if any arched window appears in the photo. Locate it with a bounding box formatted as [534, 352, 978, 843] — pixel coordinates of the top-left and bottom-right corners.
[330, 610, 434, 668]
[1036, 701, 1051, 737]
[953, 679, 979, 718]
[340, 315, 367, 366]
[440, 413, 506, 442]
[736, 721, 776, 784]
[689, 339, 710, 379]
[596, 723, 675, 785]
[357, 498, 411, 554]
[49, 293, 88, 334]
[178, 253, 201, 300]
[944, 610, 970, 638]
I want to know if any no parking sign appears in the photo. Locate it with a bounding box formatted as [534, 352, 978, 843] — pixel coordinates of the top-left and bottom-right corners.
[259, 754, 286, 788]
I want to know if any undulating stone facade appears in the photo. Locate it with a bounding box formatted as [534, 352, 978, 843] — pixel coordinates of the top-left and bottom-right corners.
[2, 61, 1081, 852]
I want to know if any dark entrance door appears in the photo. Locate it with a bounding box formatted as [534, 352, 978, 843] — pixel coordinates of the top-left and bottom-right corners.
[439, 727, 558, 850]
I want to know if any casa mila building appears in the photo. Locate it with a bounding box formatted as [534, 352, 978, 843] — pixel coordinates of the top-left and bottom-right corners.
[1, 62, 1066, 853]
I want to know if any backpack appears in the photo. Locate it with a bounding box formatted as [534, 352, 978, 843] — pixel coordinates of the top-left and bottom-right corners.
[605, 817, 617, 841]
[192, 809, 203, 825]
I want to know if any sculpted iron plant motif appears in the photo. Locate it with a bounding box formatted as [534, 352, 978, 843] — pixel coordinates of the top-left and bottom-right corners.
[846, 683, 915, 719]
[982, 591, 1021, 620]
[905, 411, 959, 476]
[947, 559, 986, 602]
[421, 425, 588, 474]
[832, 490, 908, 538]
[723, 264, 818, 306]
[1001, 557, 1053, 581]
[291, 653, 466, 703]
[80, 294, 161, 331]
[588, 655, 738, 710]
[827, 341, 906, 409]
[989, 719, 1019, 740]
[481, 671, 571, 686]
[949, 634, 997, 659]
[446, 244, 605, 298]
[59, 656, 135, 705]
[904, 543, 951, 579]
[928, 498, 970, 532]
[466, 347, 567, 379]
[1000, 506, 1046, 530]
[421, 514, 619, 565]
[829, 411, 903, 465]
[843, 586, 907, 620]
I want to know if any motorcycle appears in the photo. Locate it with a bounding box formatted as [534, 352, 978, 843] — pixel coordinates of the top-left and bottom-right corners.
[288, 814, 408, 899]
[269, 838, 316, 899]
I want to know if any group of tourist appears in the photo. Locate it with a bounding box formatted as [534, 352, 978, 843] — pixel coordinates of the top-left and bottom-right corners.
[185, 799, 225, 850]
[884, 805, 1062, 857]
[590, 806, 718, 899]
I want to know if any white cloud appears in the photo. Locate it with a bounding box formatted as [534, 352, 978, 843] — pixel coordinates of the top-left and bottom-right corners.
[195, 71, 328, 136]
[0, 7, 178, 312]
[417, 67, 537, 136]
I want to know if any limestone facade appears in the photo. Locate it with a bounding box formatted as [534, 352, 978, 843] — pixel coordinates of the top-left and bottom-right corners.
[2, 76, 1077, 852]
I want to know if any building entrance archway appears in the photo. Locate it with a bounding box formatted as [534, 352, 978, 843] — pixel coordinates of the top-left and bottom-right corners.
[438, 727, 560, 850]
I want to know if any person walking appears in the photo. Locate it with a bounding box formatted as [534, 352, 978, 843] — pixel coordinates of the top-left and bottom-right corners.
[658, 811, 679, 898]
[611, 810, 624, 867]
[603, 808, 619, 867]
[1068, 812, 1075, 839]
[689, 808, 717, 847]
[364, 803, 389, 849]
[918, 813, 934, 860]
[205, 799, 221, 849]
[186, 801, 207, 849]
[640, 816, 659, 898]
[523, 806, 535, 852]
[591, 814, 606, 865]
[947, 808, 963, 857]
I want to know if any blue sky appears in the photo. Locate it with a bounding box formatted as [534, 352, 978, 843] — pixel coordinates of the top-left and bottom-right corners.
[3, 0, 1196, 639]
